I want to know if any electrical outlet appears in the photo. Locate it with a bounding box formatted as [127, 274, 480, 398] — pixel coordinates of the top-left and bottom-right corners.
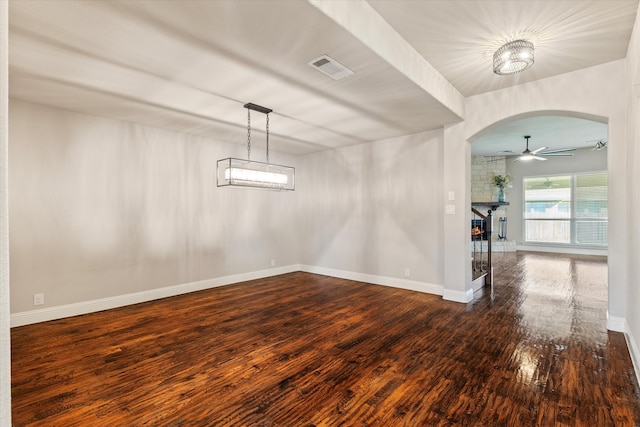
[271, 259, 276, 267]
[404, 268, 411, 278]
[33, 293, 44, 306]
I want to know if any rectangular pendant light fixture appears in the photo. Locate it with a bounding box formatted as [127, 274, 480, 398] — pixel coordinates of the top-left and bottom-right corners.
[217, 103, 295, 191]
[217, 158, 295, 190]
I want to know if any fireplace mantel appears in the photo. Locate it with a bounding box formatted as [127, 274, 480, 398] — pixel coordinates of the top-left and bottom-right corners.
[472, 201, 510, 211]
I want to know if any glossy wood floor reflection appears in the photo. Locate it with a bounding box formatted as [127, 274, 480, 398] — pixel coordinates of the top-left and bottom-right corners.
[12, 253, 640, 426]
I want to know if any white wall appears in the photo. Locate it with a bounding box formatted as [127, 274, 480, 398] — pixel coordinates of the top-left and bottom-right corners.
[506, 146, 607, 249]
[0, 1, 10, 424]
[9, 102, 453, 324]
[9, 100, 299, 315]
[443, 123, 472, 300]
[443, 60, 628, 321]
[8, 103, 453, 326]
[298, 129, 445, 295]
[625, 5, 640, 380]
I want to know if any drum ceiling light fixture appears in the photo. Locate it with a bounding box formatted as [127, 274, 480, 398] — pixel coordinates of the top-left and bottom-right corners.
[493, 39, 534, 75]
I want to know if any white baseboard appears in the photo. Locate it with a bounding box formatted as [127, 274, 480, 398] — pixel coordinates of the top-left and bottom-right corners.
[607, 315, 640, 389]
[516, 245, 607, 256]
[607, 314, 626, 332]
[443, 288, 474, 303]
[11, 264, 468, 327]
[624, 322, 640, 390]
[299, 265, 444, 296]
[11, 264, 301, 327]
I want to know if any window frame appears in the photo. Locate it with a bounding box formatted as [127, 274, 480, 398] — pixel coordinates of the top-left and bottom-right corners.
[522, 171, 608, 247]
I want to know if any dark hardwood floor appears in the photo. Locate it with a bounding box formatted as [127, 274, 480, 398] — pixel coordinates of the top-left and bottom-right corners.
[11, 252, 640, 426]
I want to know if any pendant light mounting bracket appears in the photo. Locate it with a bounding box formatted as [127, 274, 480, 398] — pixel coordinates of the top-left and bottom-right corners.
[244, 103, 272, 115]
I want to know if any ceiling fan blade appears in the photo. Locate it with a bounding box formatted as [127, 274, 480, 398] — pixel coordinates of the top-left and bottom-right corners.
[532, 156, 547, 161]
[512, 157, 522, 162]
[540, 153, 574, 157]
[532, 146, 548, 154]
[540, 147, 576, 154]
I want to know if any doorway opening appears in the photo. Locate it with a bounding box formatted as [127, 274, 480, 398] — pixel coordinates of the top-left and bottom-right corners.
[468, 113, 609, 306]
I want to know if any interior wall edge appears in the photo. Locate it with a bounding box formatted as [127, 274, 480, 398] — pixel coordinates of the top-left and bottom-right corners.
[10, 264, 301, 328]
[0, 0, 11, 424]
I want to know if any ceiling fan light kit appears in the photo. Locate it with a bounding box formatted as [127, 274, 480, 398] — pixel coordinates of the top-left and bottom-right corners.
[592, 140, 608, 151]
[513, 135, 575, 162]
[217, 103, 295, 191]
[493, 40, 535, 75]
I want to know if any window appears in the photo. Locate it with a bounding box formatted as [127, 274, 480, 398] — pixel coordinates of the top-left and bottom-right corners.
[523, 173, 607, 246]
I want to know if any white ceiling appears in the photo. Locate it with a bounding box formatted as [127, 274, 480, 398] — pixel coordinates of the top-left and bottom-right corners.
[369, 0, 638, 97]
[8, 1, 638, 156]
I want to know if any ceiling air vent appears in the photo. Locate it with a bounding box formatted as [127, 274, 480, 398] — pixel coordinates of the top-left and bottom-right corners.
[307, 55, 354, 81]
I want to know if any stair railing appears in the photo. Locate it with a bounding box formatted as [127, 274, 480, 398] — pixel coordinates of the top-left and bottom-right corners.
[471, 207, 493, 286]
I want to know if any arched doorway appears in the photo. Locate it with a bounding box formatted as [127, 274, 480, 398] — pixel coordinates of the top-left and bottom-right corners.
[468, 112, 609, 317]
[441, 70, 628, 332]
[470, 113, 608, 254]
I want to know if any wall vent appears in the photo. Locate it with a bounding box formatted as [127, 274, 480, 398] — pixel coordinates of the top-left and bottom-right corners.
[307, 55, 354, 81]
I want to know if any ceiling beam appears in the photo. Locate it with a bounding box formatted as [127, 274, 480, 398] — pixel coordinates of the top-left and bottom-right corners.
[308, 0, 465, 122]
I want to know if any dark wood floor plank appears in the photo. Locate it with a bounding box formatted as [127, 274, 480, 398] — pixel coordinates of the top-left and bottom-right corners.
[11, 252, 640, 426]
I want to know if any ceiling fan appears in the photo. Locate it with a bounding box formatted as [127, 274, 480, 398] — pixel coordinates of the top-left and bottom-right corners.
[591, 139, 608, 151]
[512, 135, 576, 162]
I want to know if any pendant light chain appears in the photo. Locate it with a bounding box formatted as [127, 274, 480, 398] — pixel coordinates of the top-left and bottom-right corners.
[266, 113, 270, 164]
[246, 108, 251, 161]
